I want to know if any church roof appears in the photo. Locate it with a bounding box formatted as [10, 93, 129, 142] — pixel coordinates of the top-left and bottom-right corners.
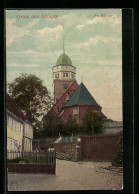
[65, 82, 101, 107]
[56, 52, 72, 66]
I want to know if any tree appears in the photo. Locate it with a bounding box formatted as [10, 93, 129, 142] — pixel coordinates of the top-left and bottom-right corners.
[42, 113, 63, 137]
[82, 109, 105, 134]
[8, 74, 51, 126]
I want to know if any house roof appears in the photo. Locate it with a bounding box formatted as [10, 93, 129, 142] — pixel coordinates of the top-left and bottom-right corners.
[65, 82, 101, 107]
[6, 93, 30, 122]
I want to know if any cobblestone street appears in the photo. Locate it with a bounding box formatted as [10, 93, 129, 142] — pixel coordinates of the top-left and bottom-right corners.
[8, 159, 123, 191]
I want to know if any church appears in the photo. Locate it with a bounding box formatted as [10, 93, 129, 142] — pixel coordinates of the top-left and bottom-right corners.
[49, 45, 106, 123]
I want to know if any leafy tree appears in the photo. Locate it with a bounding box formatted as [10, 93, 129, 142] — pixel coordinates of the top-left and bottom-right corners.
[82, 109, 105, 134]
[8, 74, 51, 126]
[42, 113, 63, 137]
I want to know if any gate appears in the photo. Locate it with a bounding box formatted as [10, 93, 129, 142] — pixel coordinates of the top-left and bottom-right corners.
[81, 134, 121, 161]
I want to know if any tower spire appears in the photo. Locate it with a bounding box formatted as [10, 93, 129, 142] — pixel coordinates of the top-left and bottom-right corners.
[63, 39, 65, 53]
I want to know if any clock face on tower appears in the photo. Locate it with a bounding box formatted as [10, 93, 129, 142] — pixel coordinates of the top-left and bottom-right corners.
[63, 82, 69, 89]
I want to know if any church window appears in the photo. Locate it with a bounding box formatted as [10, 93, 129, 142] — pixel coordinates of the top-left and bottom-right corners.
[63, 72, 68, 77]
[55, 73, 59, 79]
[73, 107, 79, 114]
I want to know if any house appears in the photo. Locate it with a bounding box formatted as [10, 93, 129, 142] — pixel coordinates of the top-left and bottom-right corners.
[103, 121, 123, 134]
[7, 94, 33, 157]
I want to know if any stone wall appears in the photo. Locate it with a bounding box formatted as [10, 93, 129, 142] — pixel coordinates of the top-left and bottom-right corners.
[54, 142, 77, 161]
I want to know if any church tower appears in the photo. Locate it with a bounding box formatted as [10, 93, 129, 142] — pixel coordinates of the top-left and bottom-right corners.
[53, 42, 76, 103]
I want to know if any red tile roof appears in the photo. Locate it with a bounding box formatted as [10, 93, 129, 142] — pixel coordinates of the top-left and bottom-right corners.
[6, 93, 30, 122]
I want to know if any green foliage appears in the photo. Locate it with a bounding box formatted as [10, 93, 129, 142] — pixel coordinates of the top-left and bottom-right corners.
[42, 109, 105, 137]
[62, 119, 79, 136]
[8, 74, 51, 126]
[82, 109, 105, 134]
[42, 114, 63, 137]
[113, 135, 123, 167]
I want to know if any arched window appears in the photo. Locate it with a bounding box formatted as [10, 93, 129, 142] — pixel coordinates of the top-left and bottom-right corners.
[73, 107, 79, 114]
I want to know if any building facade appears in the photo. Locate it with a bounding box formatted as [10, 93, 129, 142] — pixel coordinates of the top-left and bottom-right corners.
[7, 94, 33, 158]
[7, 109, 24, 153]
[103, 121, 123, 134]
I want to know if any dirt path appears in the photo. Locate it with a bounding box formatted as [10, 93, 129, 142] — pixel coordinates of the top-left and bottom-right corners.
[8, 159, 123, 191]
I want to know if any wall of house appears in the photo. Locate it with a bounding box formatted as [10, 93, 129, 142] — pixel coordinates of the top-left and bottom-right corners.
[23, 137, 32, 152]
[53, 65, 76, 80]
[104, 121, 123, 134]
[79, 105, 102, 122]
[7, 113, 23, 153]
[23, 122, 33, 152]
[61, 105, 102, 123]
[60, 106, 73, 122]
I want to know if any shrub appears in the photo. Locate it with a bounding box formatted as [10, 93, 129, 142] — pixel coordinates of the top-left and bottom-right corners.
[113, 135, 123, 167]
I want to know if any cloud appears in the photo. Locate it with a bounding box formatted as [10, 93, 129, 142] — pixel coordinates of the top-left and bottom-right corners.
[75, 36, 121, 47]
[37, 25, 64, 42]
[58, 13, 86, 28]
[75, 15, 122, 31]
[6, 18, 39, 47]
[7, 62, 46, 67]
[6, 49, 62, 66]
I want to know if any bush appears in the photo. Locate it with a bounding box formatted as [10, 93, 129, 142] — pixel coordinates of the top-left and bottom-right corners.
[42, 109, 105, 137]
[113, 135, 123, 167]
[82, 109, 105, 135]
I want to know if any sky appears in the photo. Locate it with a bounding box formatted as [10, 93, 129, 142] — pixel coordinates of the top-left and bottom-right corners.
[6, 9, 122, 121]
